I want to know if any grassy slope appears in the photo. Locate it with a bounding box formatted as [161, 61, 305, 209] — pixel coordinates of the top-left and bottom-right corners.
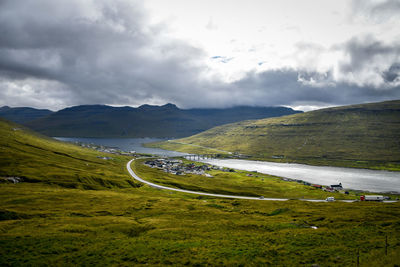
[1, 118, 400, 266]
[0, 118, 139, 189]
[2, 183, 400, 266]
[150, 100, 400, 170]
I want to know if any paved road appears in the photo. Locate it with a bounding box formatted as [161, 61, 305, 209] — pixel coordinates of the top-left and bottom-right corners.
[127, 159, 397, 203]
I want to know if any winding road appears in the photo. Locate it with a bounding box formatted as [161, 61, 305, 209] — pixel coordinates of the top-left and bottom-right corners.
[126, 159, 397, 203]
[127, 159, 288, 201]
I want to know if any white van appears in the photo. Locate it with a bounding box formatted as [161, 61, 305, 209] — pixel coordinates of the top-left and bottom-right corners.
[326, 197, 335, 202]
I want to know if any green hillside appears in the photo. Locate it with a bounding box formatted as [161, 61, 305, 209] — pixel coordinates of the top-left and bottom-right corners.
[150, 100, 400, 170]
[0, 118, 138, 189]
[1, 118, 400, 265]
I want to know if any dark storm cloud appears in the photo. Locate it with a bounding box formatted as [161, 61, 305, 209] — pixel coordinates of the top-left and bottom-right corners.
[383, 63, 400, 83]
[221, 69, 400, 108]
[0, 0, 206, 108]
[370, 0, 400, 15]
[340, 37, 400, 72]
[338, 36, 400, 86]
[0, 0, 399, 110]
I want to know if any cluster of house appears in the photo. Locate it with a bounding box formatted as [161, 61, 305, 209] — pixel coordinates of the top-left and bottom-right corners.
[72, 142, 135, 157]
[286, 178, 346, 193]
[309, 183, 345, 193]
[144, 158, 236, 177]
[323, 183, 345, 192]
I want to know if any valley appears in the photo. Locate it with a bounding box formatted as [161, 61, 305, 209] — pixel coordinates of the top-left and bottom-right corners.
[1, 100, 400, 266]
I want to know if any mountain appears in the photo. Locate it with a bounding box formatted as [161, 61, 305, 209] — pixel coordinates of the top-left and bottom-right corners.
[22, 104, 301, 138]
[0, 106, 53, 124]
[151, 100, 400, 170]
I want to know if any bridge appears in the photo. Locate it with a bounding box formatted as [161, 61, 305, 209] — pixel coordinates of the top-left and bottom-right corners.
[183, 154, 218, 160]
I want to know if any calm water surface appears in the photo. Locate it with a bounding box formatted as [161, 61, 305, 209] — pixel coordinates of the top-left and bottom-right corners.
[201, 159, 400, 193]
[55, 137, 188, 157]
[54, 137, 400, 193]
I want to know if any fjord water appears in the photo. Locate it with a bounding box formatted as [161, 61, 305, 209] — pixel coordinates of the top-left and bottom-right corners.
[55, 137, 188, 157]
[55, 137, 399, 193]
[201, 159, 400, 193]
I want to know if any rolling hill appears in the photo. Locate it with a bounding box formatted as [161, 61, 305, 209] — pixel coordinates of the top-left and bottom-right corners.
[150, 100, 400, 170]
[21, 104, 301, 138]
[0, 118, 138, 189]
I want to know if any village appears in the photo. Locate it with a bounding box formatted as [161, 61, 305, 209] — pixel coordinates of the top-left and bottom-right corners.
[68, 141, 136, 159]
[143, 158, 348, 193]
[143, 158, 236, 177]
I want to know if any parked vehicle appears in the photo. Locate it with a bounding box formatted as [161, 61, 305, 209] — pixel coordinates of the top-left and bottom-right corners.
[326, 197, 335, 202]
[360, 195, 384, 201]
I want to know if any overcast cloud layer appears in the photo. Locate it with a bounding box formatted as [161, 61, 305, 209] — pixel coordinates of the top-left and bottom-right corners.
[0, 0, 399, 111]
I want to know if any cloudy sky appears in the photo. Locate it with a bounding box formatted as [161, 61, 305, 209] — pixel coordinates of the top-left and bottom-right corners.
[0, 0, 399, 111]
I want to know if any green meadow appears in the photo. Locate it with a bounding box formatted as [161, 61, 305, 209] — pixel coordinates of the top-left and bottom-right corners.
[1, 118, 400, 266]
[2, 182, 400, 266]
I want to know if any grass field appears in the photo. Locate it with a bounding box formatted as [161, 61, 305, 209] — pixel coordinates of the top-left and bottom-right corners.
[2, 182, 400, 266]
[149, 100, 400, 171]
[1, 118, 400, 266]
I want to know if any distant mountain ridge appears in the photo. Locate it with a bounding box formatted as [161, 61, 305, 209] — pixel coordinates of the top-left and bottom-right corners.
[0, 104, 301, 138]
[0, 106, 53, 124]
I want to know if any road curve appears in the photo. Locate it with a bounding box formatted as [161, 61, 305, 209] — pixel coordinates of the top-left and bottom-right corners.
[127, 159, 288, 201]
[127, 159, 396, 203]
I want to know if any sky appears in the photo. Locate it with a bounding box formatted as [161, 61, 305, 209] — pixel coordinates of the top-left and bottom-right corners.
[0, 0, 399, 111]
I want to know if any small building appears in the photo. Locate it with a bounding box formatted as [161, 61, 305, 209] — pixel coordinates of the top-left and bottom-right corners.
[330, 183, 343, 190]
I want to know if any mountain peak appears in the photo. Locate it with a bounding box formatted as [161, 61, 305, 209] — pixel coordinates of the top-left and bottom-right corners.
[161, 103, 178, 109]
[0, 106, 10, 111]
[138, 103, 179, 111]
